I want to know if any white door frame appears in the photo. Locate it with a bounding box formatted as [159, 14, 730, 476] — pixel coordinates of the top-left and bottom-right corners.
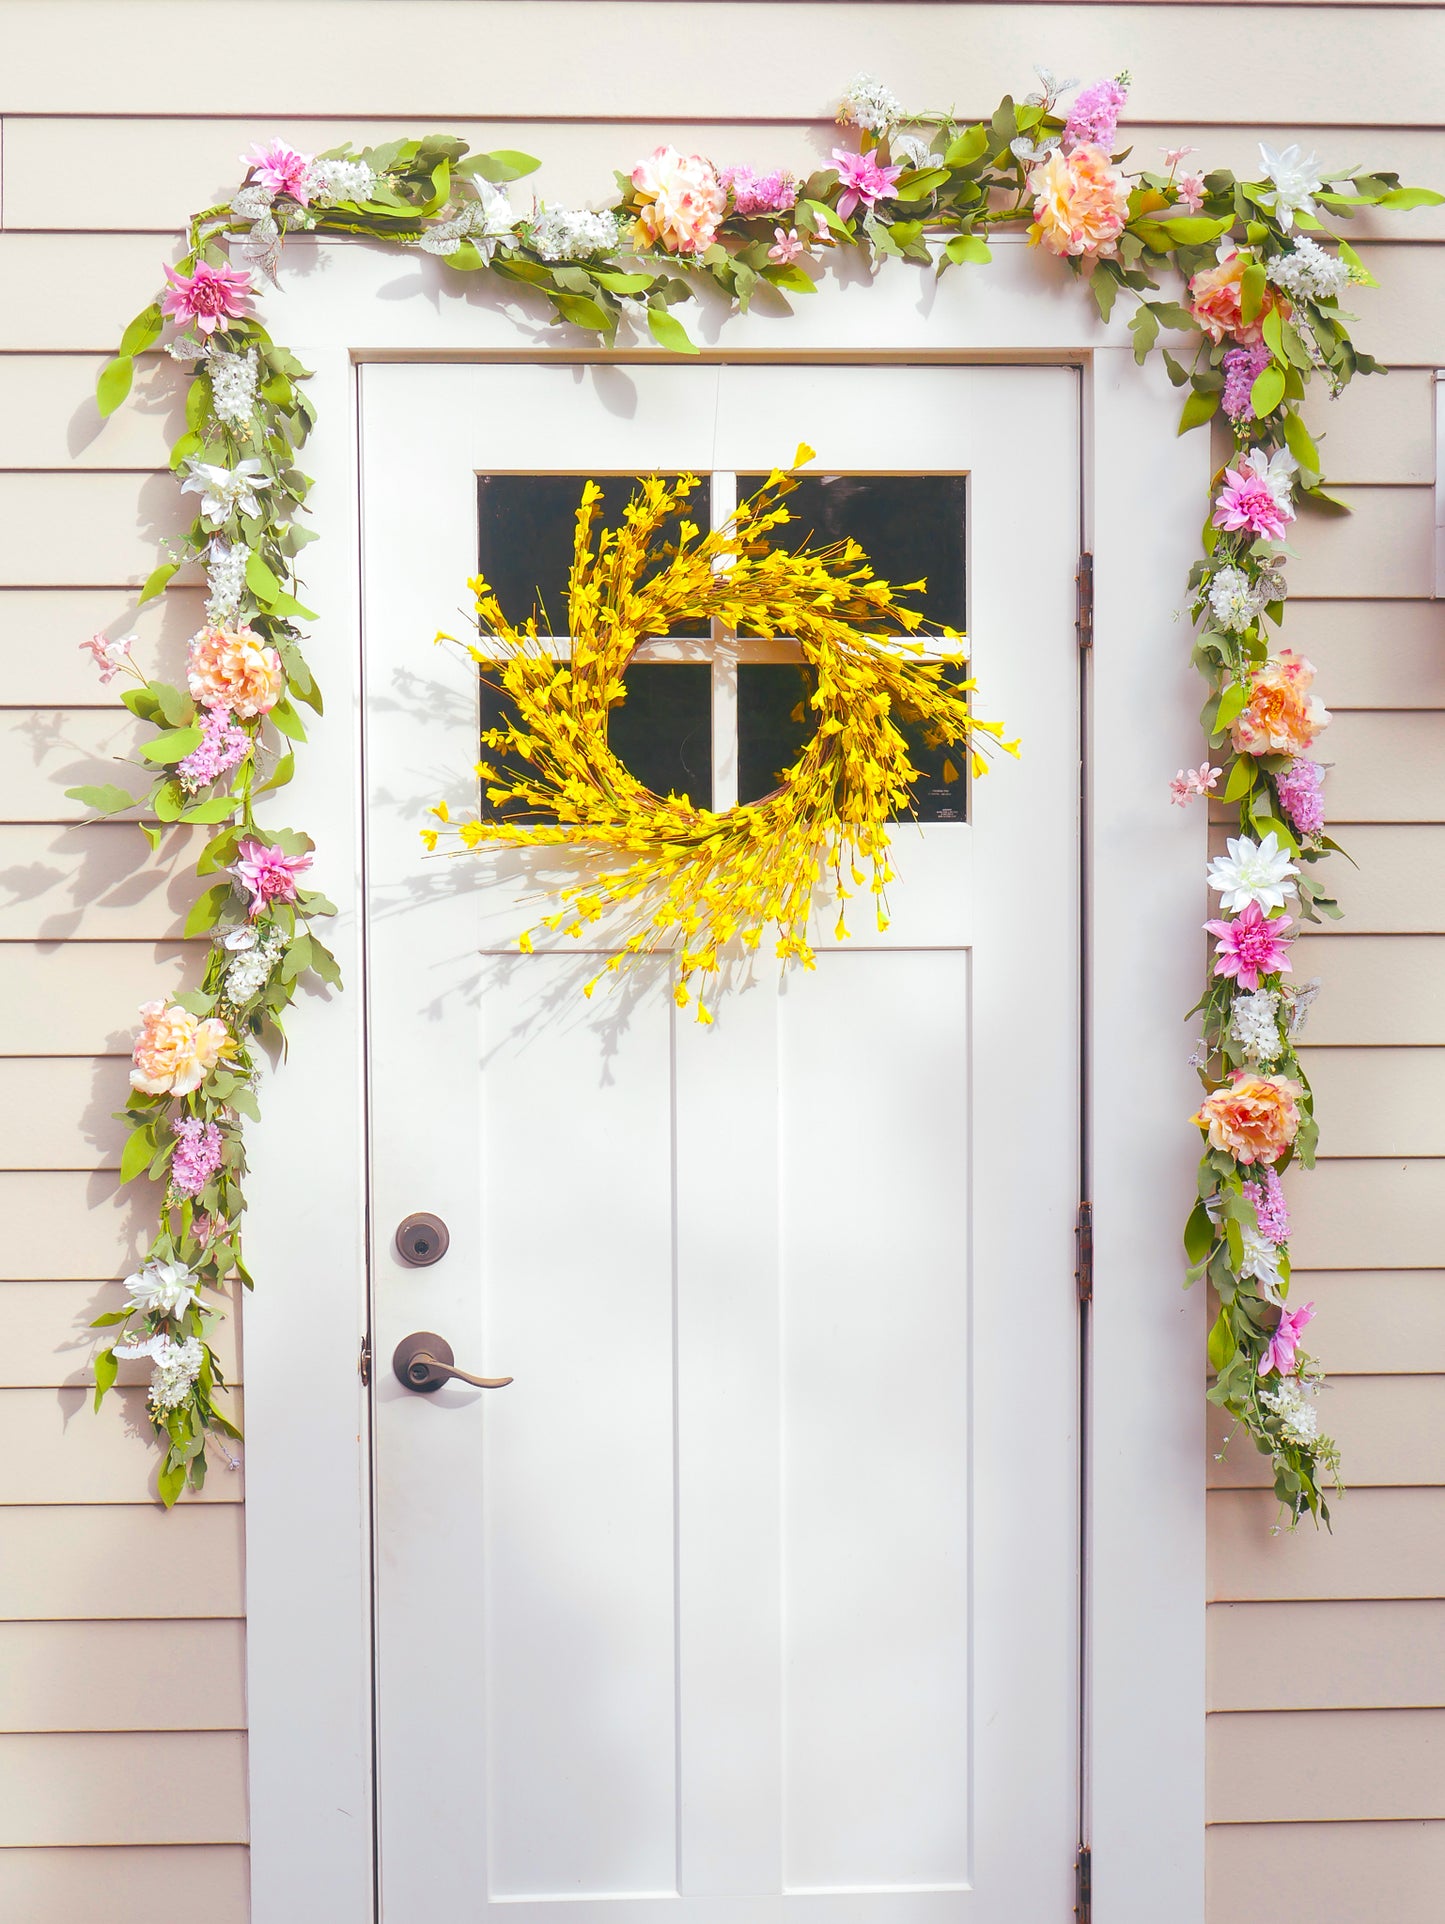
[240, 236, 1209, 1924]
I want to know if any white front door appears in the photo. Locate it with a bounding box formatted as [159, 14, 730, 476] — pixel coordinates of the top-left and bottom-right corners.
[362, 362, 1082, 1923]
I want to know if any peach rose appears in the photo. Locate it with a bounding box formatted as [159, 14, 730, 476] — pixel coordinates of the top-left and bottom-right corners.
[186, 624, 284, 720]
[1231, 650, 1331, 757]
[130, 999, 232, 1097]
[1192, 1073, 1304, 1166]
[630, 146, 727, 255]
[1026, 144, 1129, 261]
[1188, 250, 1288, 345]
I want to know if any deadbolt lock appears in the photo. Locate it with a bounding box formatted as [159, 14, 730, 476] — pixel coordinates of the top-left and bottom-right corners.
[395, 1212, 450, 1267]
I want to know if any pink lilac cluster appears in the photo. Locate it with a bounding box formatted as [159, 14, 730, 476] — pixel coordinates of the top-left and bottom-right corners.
[1259, 1298, 1315, 1377]
[171, 1117, 224, 1200]
[1221, 342, 1272, 422]
[161, 260, 253, 336]
[723, 166, 797, 217]
[1243, 1167, 1291, 1244]
[831, 149, 901, 219]
[1276, 758, 1326, 837]
[1062, 77, 1128, 153]
[178, 705, 251, 792]
[1204, 900, 1294, 992]
[234, 839, 313, 917]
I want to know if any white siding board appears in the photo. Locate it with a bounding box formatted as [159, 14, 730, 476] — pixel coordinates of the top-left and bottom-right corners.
[1208, 1709, 1445, 1823]
[1208, 1822, 1445, 1924]
[0, 1730, 247, 1845]
[0, 1389, 242, 1505]
[0, 944, 198, 1055]
[1292, 1273, 1445, 1375]
[0, 1505, 244, 1620]
[1290, 937, 1445, 1044]
[1299, 1049, 1445, 1157]
[1272, 604, 1445, 712]
[0, 1846, 249, 1924]
[0, 1057, 131, 1169]
[1208, 1601, 1445, 1710]
[0, 589, 203, 710]
[0, 472, 192, 588]
[1285, 1157, 1445, 1267]
[1208, 1489, 1445, 1601]
[0, 1619, 247, 1732]
[0, 824, 208, 940]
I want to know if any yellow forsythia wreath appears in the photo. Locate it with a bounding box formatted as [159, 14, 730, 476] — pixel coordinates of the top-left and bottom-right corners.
[426, 455, 1015, 1019]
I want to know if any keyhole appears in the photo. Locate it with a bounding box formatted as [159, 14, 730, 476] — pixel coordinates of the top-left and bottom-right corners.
[395, 1212, 450, 1268]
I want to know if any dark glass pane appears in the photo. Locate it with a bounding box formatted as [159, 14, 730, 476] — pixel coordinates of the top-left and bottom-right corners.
[736, 473, 966, 630]
[476, 474, 709, 638]
[478, 660, 712, 820]
[607, 663, 713, 808]
[737, 661, 968, 822]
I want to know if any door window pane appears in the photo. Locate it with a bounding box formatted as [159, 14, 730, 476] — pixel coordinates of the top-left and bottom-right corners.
[477, 474, 710, 638]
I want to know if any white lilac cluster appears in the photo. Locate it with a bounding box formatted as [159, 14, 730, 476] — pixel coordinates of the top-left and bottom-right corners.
[208, 345, 260, 430]
[1267, 236, 1352, 305]
[1207, 564, 1265, 633]
[413, 184, 516, 258]
[221, 923, 286, 1003]
[304, 157, 377, 206]
[1232, 988, 1284, 1063]
[205, 539, 248, 624]
[527, 206, 624, 262]
[837, 73, 903, 132]
[148, 1335, 206, 1412]
[1260, 1376, 1320, 1448]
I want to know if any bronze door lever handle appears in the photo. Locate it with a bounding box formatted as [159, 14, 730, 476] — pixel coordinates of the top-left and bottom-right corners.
[392, 1330, 513, 1394]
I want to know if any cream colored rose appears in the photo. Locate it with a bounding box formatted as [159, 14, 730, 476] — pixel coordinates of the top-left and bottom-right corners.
[1231, 649, 1330, 758]
[630, 145, 727, 255]
[130, 1000, 232, 1097]
[1027, 143, 1129, 260]
[1192, 1073, 1304, 1166]
[186, 624, 284, 719]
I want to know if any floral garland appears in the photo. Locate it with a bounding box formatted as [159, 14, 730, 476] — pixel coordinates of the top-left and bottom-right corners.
[428, 465, 1012, 1018]
[77, 72, 1438, 1516]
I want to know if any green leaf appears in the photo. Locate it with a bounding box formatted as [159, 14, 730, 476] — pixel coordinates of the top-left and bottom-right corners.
[152, 780, 186, 823]
[551, 291, 614, 335]
[943, 233, 992, 267]
[268, 698, 308, 743]
[179, 795, 240, 824]
[184, 882, 233, 937]
[592, 270, 653, 294]
[1207, 1307, 1237, 1374]
[140, 725, 203, 765]
[119, 303, 165, 358]
[944, 125, 989, 169]
[761, 263, 816, 293]
[138, 561, 180, 605]
[96, 355, 134, 417]
[1379, 185, 1445, 211]
[308, 938, 343, 989]
[894, 166, 951, 202]
[281, 933, 313, 983]
[1158, 215, 1232, 245]
[93, 1346, 119, 1412]
[1337, 239, 1378, 287]
[120, 1125, 158, 1185]
[1249, 363, 1286, 417]
[256, 750, 295, 794]
[1282, 410, 1321, 473]
[465, 149, 541, 183]
[1222, 756, 1256, 803]
[1178, 387, 1220, 434]
[120, 687, 161, 722]
[65, 783, 135, 817]
[1128, 304, 1159, 365]
[1184, 1199, 1215, 1265]
[647, 308, 698, 356]
[1215, 681, 1248, 731]
[157, 1457, 188, 1508]
[1261, 307, 1284, 357]
[1239, 262, 1267, 326]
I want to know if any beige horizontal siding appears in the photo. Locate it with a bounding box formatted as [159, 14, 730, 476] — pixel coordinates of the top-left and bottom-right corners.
[0, 1620, 246, 1732]
[1208, 1601, 1445, 1710]
[1209, 1709, 1445, 1822]
[0, 1731, 247, 1845]
[0, 945, 197, 1054]
[0, 1173, 149, 1279]
[1209, 1822, 1445, 1924]
[1284, 604, 1445, 711]
[1290, 938, 1445, 1044]
[0, 1390, 242, 1505]
[0, 471, 192, 587]
[0, 824, 205, 940]
[6, 4, 1445, 124]
[0, 588, 203, 708]
[0, 1281, 241, 1390]
[1309, 713, 1445, 823]
[0, 1846, 249, 1924]
[1207, 1376, 1445, 1489]
[1300, 1049, 1445, 1155]
[1, 710, 154, 823]
[1295, 1274, 1445, 1375]
[1208, 1490, 1445, 1601]
[1211, 825, 1445, 932]
[0, 1057, 140, 1168]
[1286, 1158, 1445, 1267]
[0, 1506, 244, 1619]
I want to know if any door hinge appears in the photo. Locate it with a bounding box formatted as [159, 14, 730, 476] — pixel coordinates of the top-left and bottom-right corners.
[358, 1333, 372, 1387]
[1075, 1201, 1094, 1305]
[1074, 1843, 1092, 1923]
[1076, 552, 1094, 651]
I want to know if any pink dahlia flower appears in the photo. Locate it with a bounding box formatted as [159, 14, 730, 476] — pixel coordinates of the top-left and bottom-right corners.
[831, 148, 902, 220]
[233, 840, 313, 919]
[1212, 449, 1297, 541]
[1259, 1299, 1315, 1377]
[161, 260, 254, 336]
[1062, 78, 1128, 154]
[1204, 900, 1294, 992]
[244, 139, 315, 204]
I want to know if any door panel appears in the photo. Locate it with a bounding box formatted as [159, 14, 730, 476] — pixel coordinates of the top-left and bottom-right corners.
[362, 363, 1081, 1921]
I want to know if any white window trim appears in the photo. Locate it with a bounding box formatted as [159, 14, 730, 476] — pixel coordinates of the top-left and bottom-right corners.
[242, 236, 1209, 1924]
